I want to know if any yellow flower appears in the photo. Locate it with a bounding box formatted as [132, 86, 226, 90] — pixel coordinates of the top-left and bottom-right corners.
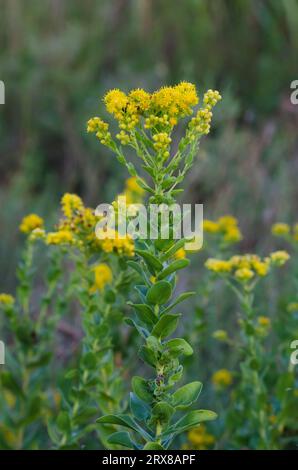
[129, 88, 151, 113]
[258, 316, 271, 327]
[125, 177, 144, 196]
[217, 215, 237, 228]
[203, 220, 219, 233]
[46, 230, 74, 245]
[212, 369, 233, 388]
[61, 193, 84, 219]
[212, 330, 228, 342]
[92, 263, 113, 291]
[174, 248, 186, 260]
[19, 214, 44, 233]
[271, 223, 290, 237]
[223, 226, 242, 243]
[205, 258, 232, 273]
[251, 259, 270, 277]
[234, 267, 254, 282]
[270, 250, 290, 266]
[0, 293, 15, 307]
[96, 228, 135, 257]
[104, 89, 128, 119]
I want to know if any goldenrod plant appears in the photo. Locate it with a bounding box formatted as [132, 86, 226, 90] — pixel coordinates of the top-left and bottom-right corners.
[205, 251, 290, 448]
[88, 82, 221, 450]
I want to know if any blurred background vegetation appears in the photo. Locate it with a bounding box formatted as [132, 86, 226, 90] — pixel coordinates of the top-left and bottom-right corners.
[1, 0, 298, 292]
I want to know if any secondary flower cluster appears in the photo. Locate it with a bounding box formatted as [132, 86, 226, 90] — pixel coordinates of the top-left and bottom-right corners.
[19, 189, 136, 257]
[205, 251, 289, 284]
[203, 215, 242, 244]
[87, 83, 221, 160]
[272, 222, 298, 243]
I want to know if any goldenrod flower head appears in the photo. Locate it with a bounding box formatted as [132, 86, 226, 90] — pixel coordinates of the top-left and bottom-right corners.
[61, 193, 84, 219]
[270, 250, 290, 266]
[205, 258, 232, 273]
[251, 259, 270, 277]
[223, 226, 242, 243]
[129, 88, 151, 113]
[125, 176, 144, 196]
[212, 369, 233, 388]
[203, 220, 219, 233]
[217, 215, 237, 228]
[0, 293, 15, 307]
[203, 89, 222, 108]
[174, 248, 186, 260]
[212, 329, 228, 342]
[19, 214, 44, 234]
[271, 223, 290, 237]
[104, 89, 128, 119]
[152, 132, 171, 158]
[235, 267, 254, 282]
[92, 263, 113, 291]
[96, 228, 135, 257]
[46, 230, 74, 245]
[258, 316, 271, 327]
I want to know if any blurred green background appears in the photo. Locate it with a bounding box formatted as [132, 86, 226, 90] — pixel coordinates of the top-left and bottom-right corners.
[1, 0, 298, 292]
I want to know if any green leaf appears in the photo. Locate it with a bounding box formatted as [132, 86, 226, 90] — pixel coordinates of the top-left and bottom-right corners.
[161, 239, 186, 261]
[172, 382, 202, 409]
[96, 414, 140, 433]
[163, 292, 196, 314]
[151, 314, 181, 339]
[124, 317, 148, 338]
[163, 410, 217, 437]
[139, 345, 157, 367]
[146, 281, 172, 305]
[132, 376, 153, 403]
[107, 431, 136, 449]
[165, 338, 193, 357]
[130, 393, 150, 422]
[127, 261, 143, 276]
[128, 302, 156, 327]
[143, 442, 165, 450]
[73, 407, 98, 425]
[57, 411, 71, 433]
[151, 401, 174, 426]
[157, 259, 190, 280]
[136, 249, 163, 274]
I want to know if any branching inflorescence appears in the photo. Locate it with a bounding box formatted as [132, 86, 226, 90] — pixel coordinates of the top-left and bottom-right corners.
[88, 82, 221, 450]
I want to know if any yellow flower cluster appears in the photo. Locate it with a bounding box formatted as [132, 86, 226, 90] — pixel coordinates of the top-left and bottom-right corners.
[91, 263, 113, 292]
[46, 230, 74, 246]
[184, 425, 215, 450]
[87, 83, 221, 151]
[28, 228, 46, 242]
[272, 222, 298, 243]
[212, 369, 233, 388]
[203, 215, 242, 244]
[152, 132, 171, 159]
[212, 329, 228, 342]
[205, 251, 289, 283]
[87, 117, 111, 146]
[258, 316, 271, 327]
[188, 89, 222, 136]
[19, 214, 44, 234]
[61, 193, 84, 219]
[96, 228, 135, 257]
[0, 293, 15, 307]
